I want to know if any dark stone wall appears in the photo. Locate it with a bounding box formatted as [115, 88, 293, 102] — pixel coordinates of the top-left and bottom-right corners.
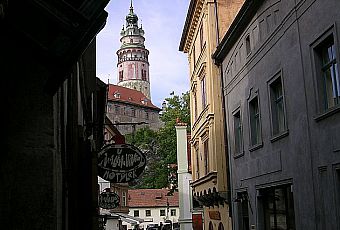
[1, 28, 55, 229]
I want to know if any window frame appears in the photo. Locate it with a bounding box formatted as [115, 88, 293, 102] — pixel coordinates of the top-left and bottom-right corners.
[267, 71, 289, 141]
[194, 143, 200, 179]
[257, 184, 296, 230]
[236, 191, 250, 230]
[245, 34, 251, 56]
[160, 209, 166, 216]
[119, 70, 124, 82]
[201, 75, 207, 109]
[203, 139, 209, 175]
[310, 25, 340, 120]
[199, 22, 205, 51]
[247, 91, 263, 150]
[122, 191, 127, 207]
[145, 209, 151, 217]
[194, 90, 198, 120]
[232, 106, 244, 157]
[134, 210, 139, 217]
[170, 209, 176, 216]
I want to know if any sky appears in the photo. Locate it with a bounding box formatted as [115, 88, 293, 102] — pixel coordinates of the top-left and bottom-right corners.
[96, 0, 191, 108]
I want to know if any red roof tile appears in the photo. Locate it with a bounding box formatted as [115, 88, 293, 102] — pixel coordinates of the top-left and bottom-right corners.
[128, 189, 179, 208]
[108, 84, 161, 110]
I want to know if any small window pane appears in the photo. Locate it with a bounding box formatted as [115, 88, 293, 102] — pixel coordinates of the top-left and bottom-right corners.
[171, 209, 176, 216]
[318, 37, 340, 109]
[270, 77, 286, 135]
[160, 209, 166, 216]
[249, 97, 261, 145]
[145, 210, 151, 217]
[233, 111, 243, 154]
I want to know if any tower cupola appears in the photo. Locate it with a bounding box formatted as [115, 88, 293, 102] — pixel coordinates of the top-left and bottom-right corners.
[116, 0, 151, 99]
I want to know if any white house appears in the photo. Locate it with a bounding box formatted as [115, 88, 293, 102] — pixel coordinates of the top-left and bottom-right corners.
[127, 189, 180, 230]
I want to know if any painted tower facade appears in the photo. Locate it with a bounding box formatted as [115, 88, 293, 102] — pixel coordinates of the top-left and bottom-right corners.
[117, 1, 151, 99]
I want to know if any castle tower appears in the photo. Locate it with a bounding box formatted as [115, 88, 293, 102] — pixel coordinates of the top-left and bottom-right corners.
[117, 0, 151, 99]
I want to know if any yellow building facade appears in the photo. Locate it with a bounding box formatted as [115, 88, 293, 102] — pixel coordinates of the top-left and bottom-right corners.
[179, 1, 244, 229]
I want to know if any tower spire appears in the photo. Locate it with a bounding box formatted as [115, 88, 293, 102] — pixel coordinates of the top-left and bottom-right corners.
[130, 0, 133, 13]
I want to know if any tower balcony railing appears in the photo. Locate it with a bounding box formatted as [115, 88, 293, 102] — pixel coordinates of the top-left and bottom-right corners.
[117, 57, 149, 64]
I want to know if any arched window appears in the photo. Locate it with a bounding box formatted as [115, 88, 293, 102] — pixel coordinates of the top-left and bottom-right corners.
[218, 223, 224, 230]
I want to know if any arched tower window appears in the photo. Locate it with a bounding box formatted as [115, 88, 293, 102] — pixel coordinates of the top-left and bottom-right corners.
[119, 70, 123, 82]
[142, 70, 147, 81]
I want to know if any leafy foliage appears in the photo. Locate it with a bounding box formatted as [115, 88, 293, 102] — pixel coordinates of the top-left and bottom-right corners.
[126, 91, 190, 189]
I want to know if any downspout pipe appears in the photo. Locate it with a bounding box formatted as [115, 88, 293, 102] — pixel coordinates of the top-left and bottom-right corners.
[213, 0, 233, 218]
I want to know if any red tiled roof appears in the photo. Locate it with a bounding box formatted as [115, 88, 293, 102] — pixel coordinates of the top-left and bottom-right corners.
[128, 189, 179, 208]
[108, 84, 161, 110]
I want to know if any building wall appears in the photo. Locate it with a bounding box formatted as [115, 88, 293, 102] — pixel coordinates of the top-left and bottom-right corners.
[180, 1, 244, 229]
[176, 124, 193, 230]
[218, 0, 340, 229]
[107, 101, 162, 135]
[118, 80, 150, 99]
[1, 36, 105, 230]
[127, 207, 180, 230]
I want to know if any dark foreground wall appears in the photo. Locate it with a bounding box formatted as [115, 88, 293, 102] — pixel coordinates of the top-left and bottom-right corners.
[0, 1, 109, 229]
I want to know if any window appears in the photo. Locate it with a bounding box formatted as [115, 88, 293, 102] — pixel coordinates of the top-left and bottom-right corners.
[193, 45, 196, 66]
[249, 96, 261, 146]
[114, 92, 121, 99]
[195, 145, 200, 179]
[134, 210, 139, 217]
[145, 210, 151, 217]
[119, 70, 123, 82]
[171, 209, 176, 216]
[203, 140, 209, 175]
[269, 76, 286, 135]
[259, 185, 295, 230]
[142, 70, 147, 81]
[160, 209, 166, 216]
[336, 169, 340, 225]
[315, 35, 340, 110]
[218, 223, 224, 230]
[122, 191, 127, 206]
[199, 22, 204, 50]
[131, 108, 136, 117]
[194, 91, 198, 120]
[237, 192, 250, 230]
[115, 105, 121, 114]
[201, 76, 207, 108]
[246, 34, 251, 55]
[233, 109, 243, 155]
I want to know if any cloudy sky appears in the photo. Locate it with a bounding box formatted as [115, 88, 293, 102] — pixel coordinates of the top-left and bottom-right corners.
[96, 0, 191, 108]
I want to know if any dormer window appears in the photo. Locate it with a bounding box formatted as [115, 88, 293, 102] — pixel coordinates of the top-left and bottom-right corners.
[114, 92, 121, 99]
[141, 98, 148, 105]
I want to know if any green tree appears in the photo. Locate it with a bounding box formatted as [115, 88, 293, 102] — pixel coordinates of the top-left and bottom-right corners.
[126, 91, 190, 189]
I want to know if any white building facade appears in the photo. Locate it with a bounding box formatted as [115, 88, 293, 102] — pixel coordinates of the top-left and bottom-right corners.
[175, 123, 193, 230]
[127, 189, 180, 230]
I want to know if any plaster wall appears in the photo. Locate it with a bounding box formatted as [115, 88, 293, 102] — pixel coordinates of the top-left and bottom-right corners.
[219, 0, 340, 229]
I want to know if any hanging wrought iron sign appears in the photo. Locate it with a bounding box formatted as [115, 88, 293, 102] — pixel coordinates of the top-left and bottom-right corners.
[97, 144, 146, 183]
[99, 191, 120, 209]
